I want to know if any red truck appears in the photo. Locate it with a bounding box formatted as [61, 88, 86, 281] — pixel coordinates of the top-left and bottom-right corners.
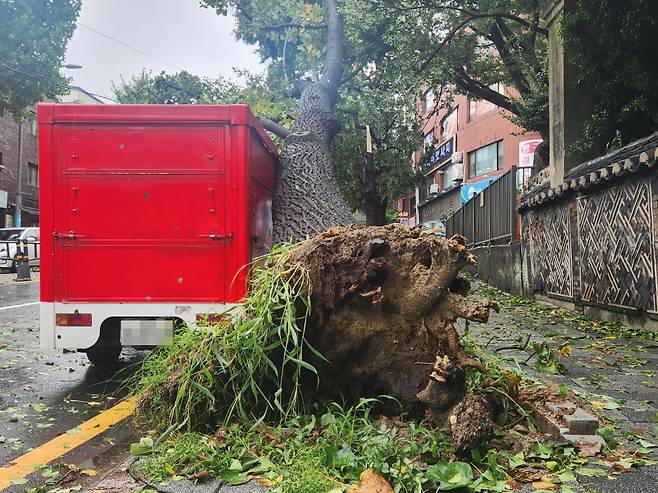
[37, 104, 279, 365]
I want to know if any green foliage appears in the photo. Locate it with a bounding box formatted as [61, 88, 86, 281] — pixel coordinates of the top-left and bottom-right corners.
[0, 0, 81, 116]
[562, 0, 658, 158]
[373, 0, 549, 137]
[201, 0, 333, 81]
[333, 83, 421, 213]
[133, 244, 320, 428]
[134, 398, 455, 493]
[112, 69, 296, 126]
[134, 396, 657, 492]
[186, 1, 552, 219]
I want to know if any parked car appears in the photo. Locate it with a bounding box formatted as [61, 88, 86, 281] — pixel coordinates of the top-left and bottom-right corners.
[0, 227, 40, 272]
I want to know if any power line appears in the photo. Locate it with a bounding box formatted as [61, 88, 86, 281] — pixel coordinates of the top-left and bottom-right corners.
[83, 91, 119, 103]
[1, 62, 119, 103]
[78, 23, 178, 69]
[0, 62, 50, 80]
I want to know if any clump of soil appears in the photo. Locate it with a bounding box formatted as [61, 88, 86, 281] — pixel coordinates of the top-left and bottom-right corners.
[290, 224, 498, 418]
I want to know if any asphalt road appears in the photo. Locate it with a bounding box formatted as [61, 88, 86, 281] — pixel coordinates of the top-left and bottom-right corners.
[0, 279, 143, 492]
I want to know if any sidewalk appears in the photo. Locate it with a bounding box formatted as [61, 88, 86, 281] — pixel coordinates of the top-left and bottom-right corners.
[471, 282, 658, 492]
[0, 270, 39, 285]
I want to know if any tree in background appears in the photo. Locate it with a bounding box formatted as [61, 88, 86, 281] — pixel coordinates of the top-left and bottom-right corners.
[333, 82, 420, 226]
[199, 0, 424, 229]
[201, 0, 358, 241]
[112, 69, 295, 123]
[370, 0, 549, 163]
[0, 0, 81, 117]
[562, 0, 658, 158]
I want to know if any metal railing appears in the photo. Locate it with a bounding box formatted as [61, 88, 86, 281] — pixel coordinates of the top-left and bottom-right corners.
[445, 167, 518, 246]
[0, 240, 40, 271]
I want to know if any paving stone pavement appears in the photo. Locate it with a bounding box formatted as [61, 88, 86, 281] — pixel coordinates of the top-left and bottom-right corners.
[468, 283, 658, 492]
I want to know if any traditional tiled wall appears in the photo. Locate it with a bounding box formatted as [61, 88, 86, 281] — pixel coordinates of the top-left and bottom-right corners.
[577, 179, 657, 312]
[521, 174, 658, 317]
[524, 202, 574, 299]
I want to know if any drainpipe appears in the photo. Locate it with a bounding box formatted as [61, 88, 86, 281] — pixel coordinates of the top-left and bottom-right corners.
[15, 121, 23, 227]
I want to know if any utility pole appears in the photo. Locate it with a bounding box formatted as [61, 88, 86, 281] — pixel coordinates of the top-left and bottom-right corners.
[15, 121, 23, 227]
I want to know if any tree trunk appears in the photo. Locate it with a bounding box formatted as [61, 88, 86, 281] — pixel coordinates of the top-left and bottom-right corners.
[363, 152, 388, 226]
[271, 0, 354, 243]
[272, 83, 355, 243]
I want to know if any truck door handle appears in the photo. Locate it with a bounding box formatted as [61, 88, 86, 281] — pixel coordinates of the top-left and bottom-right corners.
[199, 232, 233, 241]
[53, 231, 86, 240]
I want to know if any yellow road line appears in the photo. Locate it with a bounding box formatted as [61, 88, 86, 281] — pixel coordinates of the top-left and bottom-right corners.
[0, 396, 138, 490]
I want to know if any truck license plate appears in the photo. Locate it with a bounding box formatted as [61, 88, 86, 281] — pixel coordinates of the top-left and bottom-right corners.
[120, 319, 174, 346]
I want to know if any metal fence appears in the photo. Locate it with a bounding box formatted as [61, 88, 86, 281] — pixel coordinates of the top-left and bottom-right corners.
[445, 167, 518, 246]
[0, 241, 40, 271]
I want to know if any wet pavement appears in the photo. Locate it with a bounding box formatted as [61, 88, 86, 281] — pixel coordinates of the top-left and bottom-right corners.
[470, 283, 658, 493]
[0, 279, 144, 492]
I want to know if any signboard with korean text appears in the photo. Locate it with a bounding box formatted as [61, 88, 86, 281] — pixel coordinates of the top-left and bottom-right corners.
[518, 139, 543, 167]
[422, 136, 455, 174]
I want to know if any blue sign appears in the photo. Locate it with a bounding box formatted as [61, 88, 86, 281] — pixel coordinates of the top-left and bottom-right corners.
[461, 179, 491, 203]
[422, 137, 454, 171]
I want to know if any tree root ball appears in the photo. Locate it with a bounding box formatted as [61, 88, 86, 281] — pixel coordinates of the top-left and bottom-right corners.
[289, 224, 498, 415]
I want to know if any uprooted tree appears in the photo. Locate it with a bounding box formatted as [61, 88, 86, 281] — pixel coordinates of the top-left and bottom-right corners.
[134, 0, 506, 457]
[124, 0, 510, 457]
[137, 225, 501, 454]
[202, 0, 355, 242]
[290, 225, 500, 453]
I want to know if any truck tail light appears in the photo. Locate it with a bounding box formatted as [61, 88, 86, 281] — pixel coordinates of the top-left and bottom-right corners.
[56, 313, 92, 326]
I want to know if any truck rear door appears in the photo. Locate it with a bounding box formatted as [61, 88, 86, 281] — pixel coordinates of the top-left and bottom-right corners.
[53, 124, 228, 303]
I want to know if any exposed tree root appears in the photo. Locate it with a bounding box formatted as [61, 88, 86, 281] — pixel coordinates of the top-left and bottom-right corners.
[287, 224, 499, 452]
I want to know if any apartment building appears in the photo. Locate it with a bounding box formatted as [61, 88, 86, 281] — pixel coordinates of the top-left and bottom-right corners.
[399, 86, 542, 229]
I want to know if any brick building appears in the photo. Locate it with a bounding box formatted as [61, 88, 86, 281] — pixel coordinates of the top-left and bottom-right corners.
[399, 86, 542, 228]
[0, 109, 40, 227]
[0, 86, 104, 228]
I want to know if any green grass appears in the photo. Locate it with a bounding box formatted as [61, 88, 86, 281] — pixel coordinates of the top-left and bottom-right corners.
[133, 398, 454, 493]
[132, 243, 322, 429]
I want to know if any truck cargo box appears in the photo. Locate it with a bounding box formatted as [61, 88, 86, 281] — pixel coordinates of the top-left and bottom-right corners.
[38, 104, 278, 363]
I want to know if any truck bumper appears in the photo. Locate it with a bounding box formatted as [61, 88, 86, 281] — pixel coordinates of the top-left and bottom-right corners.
[39, 301, 234, 350]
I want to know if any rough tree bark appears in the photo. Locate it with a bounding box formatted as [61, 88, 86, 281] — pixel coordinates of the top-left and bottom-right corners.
[264, 0, 355, 243]
[288, 225, 499, 451]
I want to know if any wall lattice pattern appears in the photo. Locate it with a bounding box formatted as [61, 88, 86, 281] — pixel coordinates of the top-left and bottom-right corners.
[528, 203, 573, 298]
[577, 180, 657, 311]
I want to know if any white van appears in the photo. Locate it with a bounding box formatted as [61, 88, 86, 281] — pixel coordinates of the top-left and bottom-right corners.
[0, 227, 40, 272]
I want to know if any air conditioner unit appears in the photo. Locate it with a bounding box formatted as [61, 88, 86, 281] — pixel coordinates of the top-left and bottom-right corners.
[453, 165, 464, 180]
[429, 183, 440, 194]
[451, 152, 463, 164]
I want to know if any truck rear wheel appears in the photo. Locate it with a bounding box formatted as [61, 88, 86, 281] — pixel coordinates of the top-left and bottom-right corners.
[86, 345, 121, 366]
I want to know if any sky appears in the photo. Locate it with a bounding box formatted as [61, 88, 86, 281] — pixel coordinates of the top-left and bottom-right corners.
[64, 0, 264, 102]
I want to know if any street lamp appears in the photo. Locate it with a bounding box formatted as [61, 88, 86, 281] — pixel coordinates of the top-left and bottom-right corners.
[62, 64, 83, 70]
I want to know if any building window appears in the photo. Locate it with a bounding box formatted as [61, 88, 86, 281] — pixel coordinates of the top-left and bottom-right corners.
[28, 163, 38, 187]
[441, 107, 458, 141]
[441, 162, 462, 189]
[423, 89, 435, 113]
[422, 129, 434, 155]
[468, 83, 503, 121]
[469, 141, 503, 178]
